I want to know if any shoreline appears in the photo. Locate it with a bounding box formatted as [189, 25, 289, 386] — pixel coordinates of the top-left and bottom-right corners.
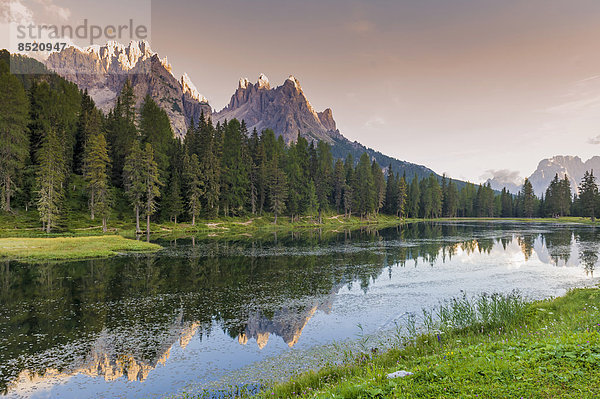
[248, 287, 600, 398]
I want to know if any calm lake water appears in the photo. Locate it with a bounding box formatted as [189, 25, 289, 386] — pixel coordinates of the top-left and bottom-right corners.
[1, 221, 599, 398]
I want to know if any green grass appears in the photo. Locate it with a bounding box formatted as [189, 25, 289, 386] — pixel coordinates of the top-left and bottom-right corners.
[0, 235, 162, 261]
[247, 288, 600, 398]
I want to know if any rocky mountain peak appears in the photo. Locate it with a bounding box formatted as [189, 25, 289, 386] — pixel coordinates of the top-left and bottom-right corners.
[318, 108, 336, 131]
[181, 73, 207, 103]
[257, 73, 270, 89]
[285, 75, 300, 89]
[215, 75, 338, 143]
[239, 77, 251, 89]
[45, 41, 211, 137]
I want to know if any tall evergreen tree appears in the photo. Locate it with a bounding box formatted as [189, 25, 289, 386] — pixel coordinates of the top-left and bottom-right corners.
[106, 80, 137, 186]
[184, 153, 204, 226]
[355, 153, 376, 218]
[164, 174, 183, 224]
[333, 159, 345, 213]
[397, 174, 408, 218]
[36, 128, 65, 233]
[82, 126, 111, 231]
[142, 143, 162, 235]
[267, 157, 288, 224]
[521, 178, 535, 218]
[0, 67, 29, 212]
[220, 119, 249, 216]
[371, 161, 386, 215]
[123, 141, 145, 233]
[579, 170, 598, 221]
[408, 174, 421, 218]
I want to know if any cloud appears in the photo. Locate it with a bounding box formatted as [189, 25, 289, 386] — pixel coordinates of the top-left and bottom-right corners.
[480, 169, 523, 184]
[588, 135, 600, 145]
[364, 116, 385, 129]
[34, 0, 71, 21]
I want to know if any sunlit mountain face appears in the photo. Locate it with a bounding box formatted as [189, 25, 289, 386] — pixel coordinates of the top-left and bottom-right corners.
[1, 222, 598, 397]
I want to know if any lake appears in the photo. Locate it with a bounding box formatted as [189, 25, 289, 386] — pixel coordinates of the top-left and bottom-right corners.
[1, 221, 598, 398]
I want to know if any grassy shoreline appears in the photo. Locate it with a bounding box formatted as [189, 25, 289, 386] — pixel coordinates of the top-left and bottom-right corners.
[0, 235, 161, 261]
[247, 288, 600, 398]
[1, 209, 598, 240]
[0, 213, 596, 260]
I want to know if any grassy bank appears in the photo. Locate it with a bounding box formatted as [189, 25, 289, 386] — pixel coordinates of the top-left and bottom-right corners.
[0, 236, 161, 261]
[1, 209, 598, 240]
[248, 288, 600, 398]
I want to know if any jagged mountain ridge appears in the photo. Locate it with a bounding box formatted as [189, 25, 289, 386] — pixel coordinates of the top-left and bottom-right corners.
[529, 155, 600, 196]
[215, 73, 438, 180]
[44, 41, 211, 137]
[43, 41, 440, 180]
[487, 155, 600, 196]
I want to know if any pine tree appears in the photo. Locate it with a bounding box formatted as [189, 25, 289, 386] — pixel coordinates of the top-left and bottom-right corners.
[371, 161, 386, 215]
[384, 167, 398, 215]
[165, 174, 184, 224]
[333, 159, 345, 213]
[521, 178, 535, 218]
[0, 67, 29, 212]
[429, 174, 442, 218]
[142, 143, 162, 235]
[355, 153, 375, 218]
[123, 141, 145, 233]
[579, 170, 598, 221]
[220, 119, 249, 216]
[82, 126, 111, 232]
[139, 95, 175, 183]
[408, 174, 421, 218]
[444, 180, 459, 217]
[106, 80, 137, 186]
[268, 157, 288, 224]
[315, 141, 333, 222]
[36, 128, 65, 233]
[184, 153, 204, 226]
[397, 174, 408, 218]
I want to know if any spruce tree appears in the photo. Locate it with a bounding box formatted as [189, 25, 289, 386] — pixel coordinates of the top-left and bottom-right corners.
[268, 157, 288, 224]
[123, 141, 145, 233]
[521, 178, 535, 218]
[579, 170, 598, 221]
[333, 159, 345, 213]
[397, 174, 408, 218]
[36, 128, 65, 233]
[165, 174, 184, 224]
[142, 143, 162, 235]
[408, 174, 421, 218]
[184, 153, 204, 226]
[355, 153, 375, 218]
[0, 67, 29, 212]
[82, 127, 111, 232]
[106, 80, 137, 186]
[371, 160, 386, 215]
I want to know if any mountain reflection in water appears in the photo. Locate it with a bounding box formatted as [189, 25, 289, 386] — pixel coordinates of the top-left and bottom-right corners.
[1, 222, 598, 398]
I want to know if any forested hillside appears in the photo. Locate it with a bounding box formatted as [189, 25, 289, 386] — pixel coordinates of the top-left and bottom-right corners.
[2, 50, 599, 234]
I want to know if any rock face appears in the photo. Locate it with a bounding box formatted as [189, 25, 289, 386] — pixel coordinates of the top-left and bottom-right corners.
[44, 41, 211, 137]
[214, 74, 339, 143]
[528, 155, 600, 196]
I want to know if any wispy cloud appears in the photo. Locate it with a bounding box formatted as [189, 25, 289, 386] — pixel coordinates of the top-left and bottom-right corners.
[364, 116, 385, 129]
[588, 135, 600, 145]
[480, 169, 523, 184]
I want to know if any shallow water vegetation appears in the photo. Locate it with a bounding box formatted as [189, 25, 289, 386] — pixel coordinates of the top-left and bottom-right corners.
[0, 235, 161, 260]
[249, 288, 600, 398]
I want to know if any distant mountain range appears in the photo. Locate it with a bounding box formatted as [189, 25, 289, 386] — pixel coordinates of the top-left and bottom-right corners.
[42, 40, 438, 180]
[487, 155, 600, 196]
